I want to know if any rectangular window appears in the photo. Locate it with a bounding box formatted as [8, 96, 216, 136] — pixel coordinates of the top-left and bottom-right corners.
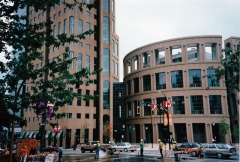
[69, 16, 74, 33]
[115, 43, 118, 56]
[58, 22, 62, 35]
[103, 0, 109, 12]
[86, 44, 90, 49]
[78, 19, 83, 34]
[205, 43, 217, 60]
[155, 72, 166, 89]
[209, 95, 222, 114]
[187, 44, 199, 61]
[171, 70, 183, 88]
[77, 53, 82, 71]
[190, 96, 204, 114]
[112, 19, 114, 32]
[172, 96, 185, 114]
[77, 89, 81, 106]
[115, 63, 118, 76]
[85, 114, 89, 119]
[69, 51, 74, 68]
[53, 25, 56, 38]
[58, 11, 61, 16]
[155, 48, 165, 65]
[142, 52, 150, 68]
[127, 61, 131, 74]
[86, 22, 91, 38]
[112, 0, 114, 12]
[78, 42, 82, 47]
[54, 14, 56, 19]
[207, 69, 220, 87]
[112, 60, 115, 74]
[188, 69, 202, 87]
[112, 40, 115, 53]
[134, 77, 139, 93]
[134, 55, 138, 70]
[128, 102, 131, 117]
[64, 8, 67, 13]
[67, 113, 72, 118]
[86, 55, 90, 71]
[119, 105, 122, 118]
[77, 113, 81, 119]
[68, 88, 73, 105]
[171, 46, 182, 63]
[143, 75, 151, 91]
[64, 19, 67, 33]
[143, 98, 151, 116]
[127, 80, 131, 95]
[86, 90, 90, 106]
[86, 11, 90, 17]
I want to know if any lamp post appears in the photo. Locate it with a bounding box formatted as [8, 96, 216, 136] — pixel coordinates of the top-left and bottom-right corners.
[159, 91, 171, 150]
[122, 125, 125, 142]
[212, 122, 216, 143]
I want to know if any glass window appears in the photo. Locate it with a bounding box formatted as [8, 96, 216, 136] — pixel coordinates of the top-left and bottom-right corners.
[58, 22, 62, 35]
[64, 19, 67, 33]
[127, 61, 131, 74]
[86, 0, 90, 4]
[86, 44, 90, 49]
[143, 75, 151, 91]
[172, 96, 185, 114]
[103, 48, 110, 76]
[77, 89, 81, 106]
[187, 44, 199, 61]
[193, 123, 206, 143]
[188, 69, 201, 87]
[85, 114, 89, 119]
[86, 90, 90, 106]
[77, 113, 81, 118]
[209, 95, 222, 114]
[69, 16, 74, 33]
[171, 70, 183, 88]
[155, 72, 166, 89]
[155, 48, 165, 65]
[103, 80, 110, 109]
[64, 8, 67, 13]
[143, 98, 151, 116]
[142, 52, 150, 68]
[68, 88, 73, 105]
[112, 0, 114, 12]
[112, 19, 114, 32]
[112, 40, 115, 53]
[127, 80, 131, 95]
[112, 60, 115, 74]
[134, 77, 139, 93]
[86, 22, 90, 38]
[115, 43, 118, 56]
[86, 55, 90, 71]
[53, 25, 56, 38]
[103, 17, 110, 44]
[69, 51, 74, 68]
[77, 53, 82, 70]
[174, 123, 187, 143]
[134, 55, 138, 70]
[207, 69, 220, 87]
[86, 11, 90, 17]
[78, 42, 82, 47]
[115, 63, 118, 76]
[58, 11, 61, 16]
[171, 46, 182, 63]
[54, 14, 56, 19]
[103, 0, 109, 12]
[78, 19, 83, 34]
[205, 43, 217, 60]
[190, 96, 204, 114]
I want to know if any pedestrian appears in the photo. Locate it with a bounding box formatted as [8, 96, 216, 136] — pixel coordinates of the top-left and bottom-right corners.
[95, 141, 100, 158]
[140, 139, 144, 156]
[57, 145, 63, 162]
[29, 147, 37, 162]
[22, 146, 28, 162]
[158, 139, 164, 158]
[3, 145, 8, 154]
[172, 141, 179, 161]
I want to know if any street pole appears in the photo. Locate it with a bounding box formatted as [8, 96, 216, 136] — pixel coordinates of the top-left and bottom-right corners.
[151, 109, 153, 148]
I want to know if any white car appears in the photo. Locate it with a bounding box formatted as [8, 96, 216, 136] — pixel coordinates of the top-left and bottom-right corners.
[112, 142, 137, 152]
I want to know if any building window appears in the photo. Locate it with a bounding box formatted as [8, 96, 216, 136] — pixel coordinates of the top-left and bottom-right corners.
[205, 43, 217, 60]
[78, 8, 82, 14]
[171, 70, 183, 88]
[86, 0, 90, 4]
[64, 8, 67, 13]
[112, 0, 114, 12]
[134, 55, 138, 70]
[128, 102, 131, 117]
[77, 53, 82, 71]
[143, 98, 151, 116]
[86, 11, 90, 17]
[85, 90, 90, 106]
[78, 42, 82, 47]
[76, 113, 81, 119]
[68, 88, 73, 105]
[112, 19, 114, 32]
[93, 114, 96, 119]
[127, 61, 131, 74]
[115, 43, 118, 56]
[142, 52, 150, 68]
[77, 89, 81, 106]
[103, 48, 110, 76]
[69, 51, 74, 68]
[112, 60, 115, 74]
[143, 75, 151, 91]
[115, 63, 118, 76]
[112, 40, 115, 53]
[155, 48, 165, 65]
[58, 22, 62, 35]
[69, 16, 74, 33]
[188, 69, 201, 87]
[86, 44, 90, 49]
[54, 14, 56, 19]
[64, 19, 67, 33]
[134, 77, 139, 93]
[103, 80, 110, 109]
[172, 96, 185, 114]
[103, 17, 110, 44]
[38, 14, 40, 19]
[127, 80, 131, 95]
[53, 25, 56, 38]
[209, 95, 222, 114]
[190, 96, 204, 114]
[67, 113, 72, 118]
[86, 55, 90, 71]
[207, 69, 219, 87]
[187, 44, 199, 61]
[171, 46, 182, 63]
[103, 0, 109, 12]
[155, 72, 166, 89]
[86, 22, 91, 38]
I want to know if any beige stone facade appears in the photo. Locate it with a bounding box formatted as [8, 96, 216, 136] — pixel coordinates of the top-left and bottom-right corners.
[123, 36, 233, 144]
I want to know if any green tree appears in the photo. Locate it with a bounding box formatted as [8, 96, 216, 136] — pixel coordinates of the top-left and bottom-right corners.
[233, 124, 239, 137]
[218, 118, 230, 137]
[0, 0, 99, 161]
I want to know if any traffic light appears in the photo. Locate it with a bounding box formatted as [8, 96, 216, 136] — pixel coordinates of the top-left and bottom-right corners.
[137, 106, 140, 114]
[151, 110, 154, 116]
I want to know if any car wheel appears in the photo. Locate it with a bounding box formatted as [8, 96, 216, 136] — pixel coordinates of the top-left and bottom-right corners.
[124, 148, 128, 152]
[217, 153, 222, 159]
[191, 152, 197, 157]
[81, 149, 85, 153]
[113, 148, 116, 152]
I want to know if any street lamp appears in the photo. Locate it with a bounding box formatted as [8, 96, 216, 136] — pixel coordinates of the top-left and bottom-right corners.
[158, 91, 171, 150]
[212, 122, 216, 142]
[122, 125, 125, 142]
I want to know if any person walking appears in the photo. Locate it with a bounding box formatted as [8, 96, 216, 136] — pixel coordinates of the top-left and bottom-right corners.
[158, 139, 164, 158]
[29, 147, 37, 162]
[95, 141, 100, 158]
[140, 139, 144, 156]
[172, 141, 179, 161]
[57, 145, 63, 162]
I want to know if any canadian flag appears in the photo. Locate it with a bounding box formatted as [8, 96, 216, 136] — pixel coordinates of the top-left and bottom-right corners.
[151, 104, 158, 110]
[163, 101, 173, 107]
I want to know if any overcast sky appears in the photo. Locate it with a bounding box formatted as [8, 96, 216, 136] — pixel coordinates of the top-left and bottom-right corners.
[116, 0, 240, 81]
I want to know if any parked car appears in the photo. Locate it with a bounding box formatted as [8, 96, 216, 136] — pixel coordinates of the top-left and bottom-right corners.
[177, 142, 202, 157]
[112, 142, 137, 152]
[43, 145, 58, 152]
[202, 143, 237, 159]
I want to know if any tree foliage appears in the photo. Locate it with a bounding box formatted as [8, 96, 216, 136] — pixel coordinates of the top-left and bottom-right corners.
[103, 122, 112, 140]
[218, 118, 230, 137]
[233, 124, 239, 137]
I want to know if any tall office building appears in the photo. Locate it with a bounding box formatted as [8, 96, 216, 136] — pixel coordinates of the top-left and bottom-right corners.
[21, 0, 119, 148]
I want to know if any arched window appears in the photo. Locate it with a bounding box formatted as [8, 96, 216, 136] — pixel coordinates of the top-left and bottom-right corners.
[103, 48, 110, 76]
[103, 17, 109, 44]
[103, 80, 110, 109]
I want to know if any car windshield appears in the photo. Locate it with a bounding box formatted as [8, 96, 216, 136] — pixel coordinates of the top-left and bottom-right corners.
[217, 144, 228, 149]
